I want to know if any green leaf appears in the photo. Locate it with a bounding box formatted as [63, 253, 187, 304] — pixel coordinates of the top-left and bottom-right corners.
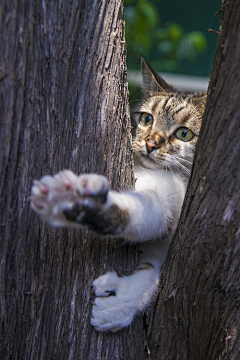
[125, 0, 207, 70]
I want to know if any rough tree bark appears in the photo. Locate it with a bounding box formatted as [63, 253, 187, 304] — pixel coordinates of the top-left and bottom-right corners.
[0, 1, 148, 359]
[2, 0, 239, 359]
[148, 1, 240, 359]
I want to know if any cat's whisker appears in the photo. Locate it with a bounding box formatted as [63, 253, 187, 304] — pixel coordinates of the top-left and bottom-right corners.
[171, 157, 191, 175]
[176, 158, 191, 170]
[177, 163, 191, 174]
[175, 156, 193, 165]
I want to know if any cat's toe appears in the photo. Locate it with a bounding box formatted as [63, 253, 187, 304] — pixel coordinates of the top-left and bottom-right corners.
[90, 296, 135, 332]
[53, 170, 78, 190]
[92, 271, 119, 297]
[30, 177, 54, 214]
[30, 195, 50, 215]
[76, 174, 109, 202]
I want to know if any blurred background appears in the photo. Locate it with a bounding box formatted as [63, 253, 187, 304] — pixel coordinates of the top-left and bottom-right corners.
[125, 0, 221, 104]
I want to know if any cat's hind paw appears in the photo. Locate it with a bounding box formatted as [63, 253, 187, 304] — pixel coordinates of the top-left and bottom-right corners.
[90, 272, 138, 332]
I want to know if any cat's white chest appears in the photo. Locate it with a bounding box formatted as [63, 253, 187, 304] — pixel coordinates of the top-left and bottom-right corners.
[134, 166, 186, 207]
[115, 167, 186, 242]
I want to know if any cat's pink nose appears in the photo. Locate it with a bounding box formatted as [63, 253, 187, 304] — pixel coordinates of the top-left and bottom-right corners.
[146, 141, 158, 153]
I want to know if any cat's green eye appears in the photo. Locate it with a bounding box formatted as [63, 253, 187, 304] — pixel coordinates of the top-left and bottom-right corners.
[140, 113, 153, 127]
[175, 127, 194, 142]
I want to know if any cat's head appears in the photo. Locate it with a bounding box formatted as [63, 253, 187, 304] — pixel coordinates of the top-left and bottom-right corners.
[132, 57, 207, 177]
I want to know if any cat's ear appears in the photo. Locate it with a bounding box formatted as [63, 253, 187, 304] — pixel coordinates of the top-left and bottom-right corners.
[141, 56, 176, 94]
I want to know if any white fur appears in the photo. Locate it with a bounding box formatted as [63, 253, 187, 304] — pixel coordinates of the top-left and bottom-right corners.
[105, 166, 186, 242]
[90, 168, 185, 331]
[91, 264, 160, 331]
[90, 240, 169, 331]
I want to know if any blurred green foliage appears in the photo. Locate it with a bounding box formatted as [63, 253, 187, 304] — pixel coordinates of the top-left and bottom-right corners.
[125, 0, 207, 71]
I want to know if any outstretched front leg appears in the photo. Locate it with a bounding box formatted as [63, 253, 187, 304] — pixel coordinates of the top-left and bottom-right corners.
[31, 170, 172, 241]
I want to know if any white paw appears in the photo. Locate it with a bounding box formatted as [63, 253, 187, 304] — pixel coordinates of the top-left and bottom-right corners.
[30, 171, 109, 225]
[90, 272, 138, 332]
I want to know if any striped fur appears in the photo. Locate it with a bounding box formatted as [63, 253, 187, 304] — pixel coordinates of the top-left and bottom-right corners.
[132, 58, 206, 177]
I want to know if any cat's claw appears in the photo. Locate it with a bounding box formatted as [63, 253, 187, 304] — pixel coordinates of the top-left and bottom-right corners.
[90, 272, 138, 332]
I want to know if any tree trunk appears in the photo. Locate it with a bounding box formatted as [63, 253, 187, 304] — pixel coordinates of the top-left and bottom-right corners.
[0, 1, 147, 358]
[148, 1, 240, 358]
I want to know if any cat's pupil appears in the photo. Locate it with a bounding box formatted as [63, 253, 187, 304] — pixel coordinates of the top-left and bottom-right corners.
[182, 129, 187, 138]
[145, 115, 151, 123]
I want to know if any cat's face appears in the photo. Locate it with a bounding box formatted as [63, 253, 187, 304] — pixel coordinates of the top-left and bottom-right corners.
[132, 58, 206, 176]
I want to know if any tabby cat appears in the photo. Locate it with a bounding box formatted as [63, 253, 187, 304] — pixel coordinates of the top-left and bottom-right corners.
[30, 58, 206, 332]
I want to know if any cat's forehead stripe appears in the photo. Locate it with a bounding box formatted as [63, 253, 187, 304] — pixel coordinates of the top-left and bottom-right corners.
[160, 97, 171, 112]
[149, 95, 173, 114]
[149, 95, 189, 114]
[151, 98, 160, 112]
[173, 105, 186, 115]
[152, 96, 191, 124]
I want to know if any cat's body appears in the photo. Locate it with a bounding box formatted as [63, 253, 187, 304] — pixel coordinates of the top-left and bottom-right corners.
[30, 58, 206, 332]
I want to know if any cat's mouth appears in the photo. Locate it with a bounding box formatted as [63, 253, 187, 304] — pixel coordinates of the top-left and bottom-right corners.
[137, 150, 165, 169]
[145, 153, 159, 164]
[138, 149, 156, 160]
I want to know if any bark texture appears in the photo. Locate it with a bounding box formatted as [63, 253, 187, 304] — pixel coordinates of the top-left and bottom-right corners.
[0, 1, 147, 359]
[148, 1, 240, 359]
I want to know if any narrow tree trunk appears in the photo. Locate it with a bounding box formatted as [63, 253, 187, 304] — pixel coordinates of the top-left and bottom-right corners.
[148, 1, 240, 358]
[0, 1, 147, 358]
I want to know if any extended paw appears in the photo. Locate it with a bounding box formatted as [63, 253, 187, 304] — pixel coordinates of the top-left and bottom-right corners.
[30, 171, 109, 226]
[62, 174, 109, 224]
[91, 272, 138, 332]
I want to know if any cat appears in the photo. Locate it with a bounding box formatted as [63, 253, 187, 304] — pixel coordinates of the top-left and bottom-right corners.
[30, 57, 206, 332]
